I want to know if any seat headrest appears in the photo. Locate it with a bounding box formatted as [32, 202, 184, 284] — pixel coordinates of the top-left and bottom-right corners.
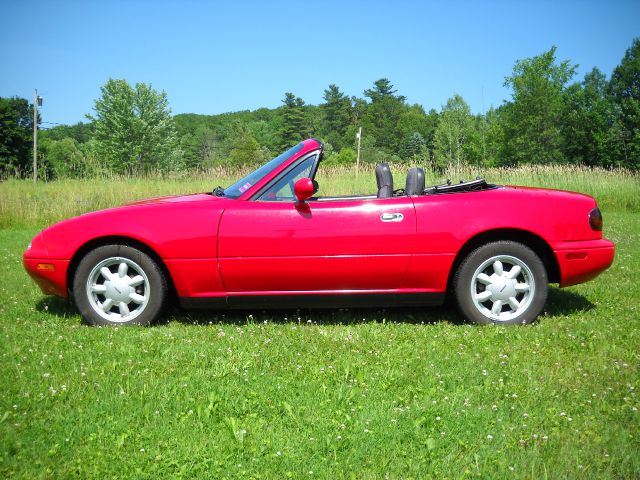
[375, 163, 393, 198]
[405, 167, 425, 195]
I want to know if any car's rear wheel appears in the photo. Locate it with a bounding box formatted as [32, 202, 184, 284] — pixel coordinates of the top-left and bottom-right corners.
[73, 245, 167, 326]
[453, 241, 547, 325]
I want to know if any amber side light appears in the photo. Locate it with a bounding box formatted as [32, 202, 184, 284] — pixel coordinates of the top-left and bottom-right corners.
[589, 207, 603, 231]
[36, 263, 56, 271]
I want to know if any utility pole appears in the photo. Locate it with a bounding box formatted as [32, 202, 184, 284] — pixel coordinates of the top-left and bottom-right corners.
[33, 89, 42, 183]
[481, 86, 486, 163]
[355, 126, 362, 179]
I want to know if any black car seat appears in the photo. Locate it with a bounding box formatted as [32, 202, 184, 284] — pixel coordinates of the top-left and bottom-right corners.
[405, 167, 425, 195]
[375, 162, 393, 198]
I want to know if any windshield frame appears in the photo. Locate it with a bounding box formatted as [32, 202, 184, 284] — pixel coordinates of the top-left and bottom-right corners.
[250, 151, 321, 201]
[222, 143, 305, 199]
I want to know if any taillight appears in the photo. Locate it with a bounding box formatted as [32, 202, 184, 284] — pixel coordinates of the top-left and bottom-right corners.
[589, 207, 603, 231]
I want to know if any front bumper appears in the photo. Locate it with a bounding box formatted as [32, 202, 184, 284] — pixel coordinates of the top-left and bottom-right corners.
[552, 238, 615, 287]
[23, 257, 70, 298]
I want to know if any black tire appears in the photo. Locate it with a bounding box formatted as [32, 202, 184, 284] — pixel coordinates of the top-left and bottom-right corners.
[72, 244, 168, 326]
[453, 241, 547, 325]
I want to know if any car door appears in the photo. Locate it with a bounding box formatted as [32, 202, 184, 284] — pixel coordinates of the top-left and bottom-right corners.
[217, 195, 417, 293]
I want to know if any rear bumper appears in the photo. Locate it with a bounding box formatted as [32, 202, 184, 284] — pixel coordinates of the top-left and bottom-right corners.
[552, 238, 615, 287]
[23, 257, 70, 298]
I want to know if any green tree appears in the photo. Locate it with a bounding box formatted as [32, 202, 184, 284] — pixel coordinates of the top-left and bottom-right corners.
[562, 68, 617, 167]
[501, 47, 577, 165]
[80, 139, 106, 176]
[350, 96, 368, 128]
[433, 94, 476, 170]
[483, 107, 507, 167]
[87, 78, 180, 174]
[226, 121, 269, 167]
[247, 119, 277, 155]
[41, 122, 94, 144]
[362, 79, 407, 153]
[324, 147, 356, 166]
[405, 132, 427, 158]
[40, 137, 85, 178]
[398, 105, 438, 160]
[320, 84, 352, 150]
[363, 78, 404, 102]
[198, 127, 224, 169]
[0, 96, 36, 177]
[608, 38, 640, 169]
[279, 92, 309, 150]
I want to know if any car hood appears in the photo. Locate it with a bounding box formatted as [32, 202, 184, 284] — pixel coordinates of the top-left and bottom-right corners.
[124, 193, 215, 206]
[41, 192, 225, 238]
[34, 192, 228, 261]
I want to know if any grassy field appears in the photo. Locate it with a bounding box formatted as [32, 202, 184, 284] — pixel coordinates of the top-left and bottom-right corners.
[1, 167, 639, 478]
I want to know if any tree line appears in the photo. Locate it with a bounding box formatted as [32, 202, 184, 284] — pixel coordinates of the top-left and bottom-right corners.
[1, 38, 638, 179]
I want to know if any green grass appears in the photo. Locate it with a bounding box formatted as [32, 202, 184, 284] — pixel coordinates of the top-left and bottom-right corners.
[1, 170, 639, 478]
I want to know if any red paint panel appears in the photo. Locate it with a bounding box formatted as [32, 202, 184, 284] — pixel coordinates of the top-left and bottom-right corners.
[221, 255, 412, 292]
[400, 253, 456, 291]
[24, 195, 227, 300]
[552, 239, 615, 287]
[218, 197, 416, 292]
[40, 194, 224, 261]
[411, 186, 602, 256]
[23, 258, 70, 297]
[164, 259, 224, 297]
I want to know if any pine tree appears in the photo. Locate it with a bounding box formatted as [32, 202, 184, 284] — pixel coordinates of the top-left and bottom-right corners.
[501, 47, 576, 165]
[320, 84, 352, 150]
[405, 132, 426, 158]
[362, 79, 407, 153]
[279, 92, 309, 150]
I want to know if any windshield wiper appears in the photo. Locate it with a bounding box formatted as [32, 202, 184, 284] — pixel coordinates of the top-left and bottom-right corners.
[212, 186, 225, 197]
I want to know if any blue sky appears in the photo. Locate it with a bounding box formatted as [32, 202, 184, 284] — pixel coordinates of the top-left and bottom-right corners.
[1, 0, 638, 126]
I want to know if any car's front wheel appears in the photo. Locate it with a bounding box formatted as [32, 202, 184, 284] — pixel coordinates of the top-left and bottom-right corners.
[453, 241, 547, 325]
[73, 244, 168, 326]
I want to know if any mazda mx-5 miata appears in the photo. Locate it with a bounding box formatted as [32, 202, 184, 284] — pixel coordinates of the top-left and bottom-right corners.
[24, 138, 615, 326]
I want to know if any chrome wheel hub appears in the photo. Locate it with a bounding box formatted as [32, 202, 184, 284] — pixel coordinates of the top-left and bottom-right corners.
[104, 277, 134, 303]
[485, 276, 517, 302]
[470, 255, 535, 322]
[86, 257, 150, 323]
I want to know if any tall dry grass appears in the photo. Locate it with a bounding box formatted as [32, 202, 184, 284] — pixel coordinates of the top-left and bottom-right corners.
[1, 164, 638, 228]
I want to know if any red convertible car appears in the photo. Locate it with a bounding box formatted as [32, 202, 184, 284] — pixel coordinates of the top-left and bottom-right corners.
[24, 138, 615, 326]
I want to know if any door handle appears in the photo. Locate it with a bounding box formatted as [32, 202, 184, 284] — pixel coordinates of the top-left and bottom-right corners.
[380, 212, 404, 222]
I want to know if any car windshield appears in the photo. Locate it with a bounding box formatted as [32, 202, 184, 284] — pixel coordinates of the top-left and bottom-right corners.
[223, 143, 305, 199]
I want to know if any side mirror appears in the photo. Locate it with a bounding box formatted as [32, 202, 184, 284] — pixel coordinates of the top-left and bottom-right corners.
[294, 177, 314, 202]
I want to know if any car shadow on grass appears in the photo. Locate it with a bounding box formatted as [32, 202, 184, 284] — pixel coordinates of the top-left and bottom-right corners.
[543, 287, 594, 317]
[36, 296, 77, 317]
[167, 304, 463, 327]
[34, 296, 460, 325]
[168, 287, 595, 327]
[35, 286, 594, 326]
